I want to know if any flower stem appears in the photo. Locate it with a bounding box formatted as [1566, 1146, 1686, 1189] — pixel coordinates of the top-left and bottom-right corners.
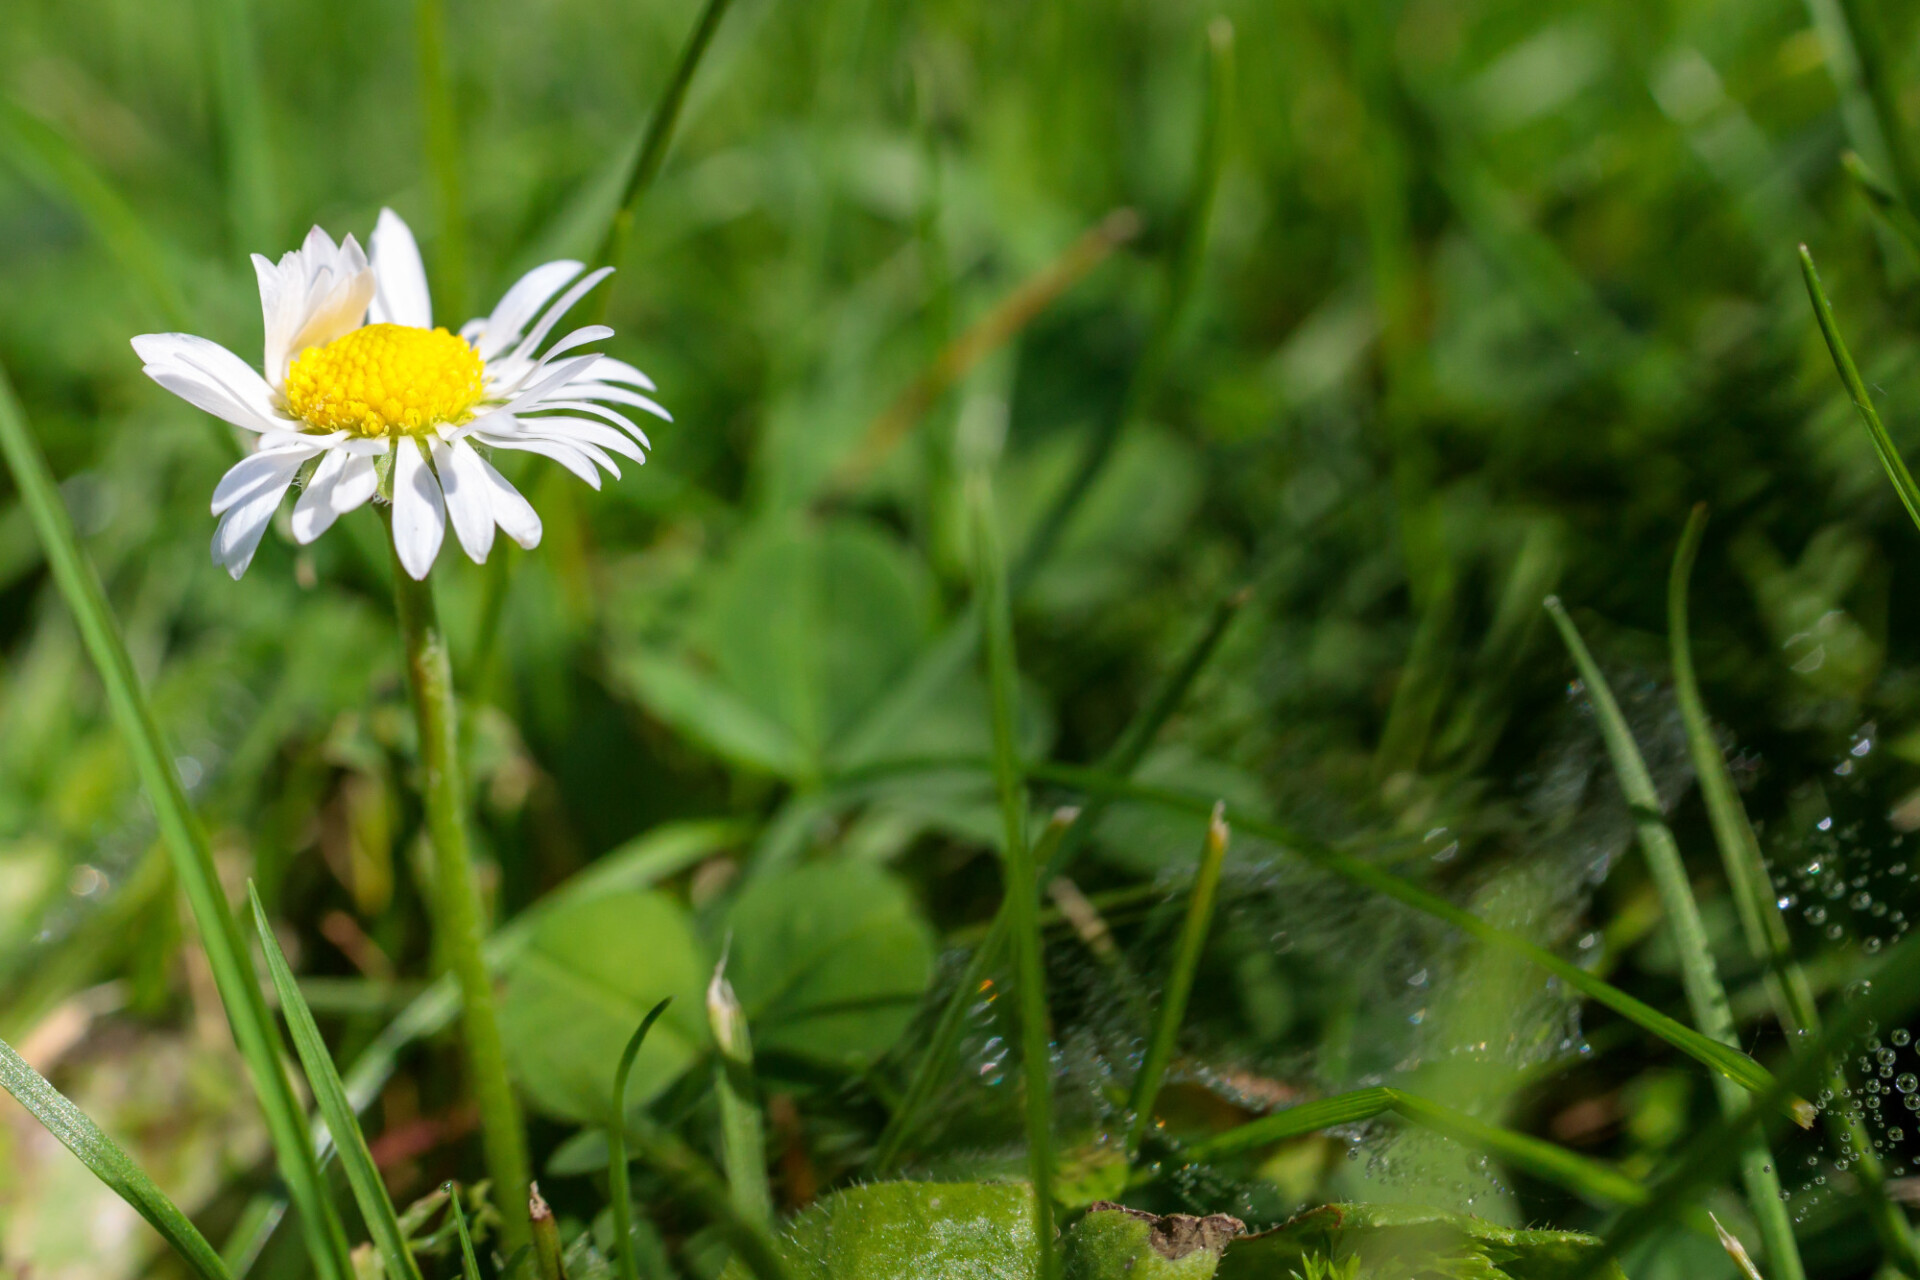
[387, 521, 531, 1255]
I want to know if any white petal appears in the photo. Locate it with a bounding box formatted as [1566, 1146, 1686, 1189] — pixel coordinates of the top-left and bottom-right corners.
[476, 453, 542, 548]
[431, 437, 496, 564]
[291, 449, 380, 543]
[537, 324, 614, 363]
[569, 381, 672, 423]
[370, 208, 434, 328]
[585, 355, 656, 391]
[503, 353, 603, 408]
[506, 267, 614, 365]
[209, 454, 306, 578]
[133, 333, 286, 432]
[516, 415, 645, 463]
[257, 227, 377, 384]
[211, 444, 316, 516]
[537, 399, 653, 448]
[391, 437, 447, 580]
[470, 260, 585, 359]
[471, 431, 603, 489]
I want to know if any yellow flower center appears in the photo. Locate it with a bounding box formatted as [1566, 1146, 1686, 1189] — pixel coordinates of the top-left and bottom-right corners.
[283, 324, 486, 436]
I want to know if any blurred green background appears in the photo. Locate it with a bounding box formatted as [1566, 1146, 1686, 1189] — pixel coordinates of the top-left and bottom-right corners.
[9, 0, 1920, 1276]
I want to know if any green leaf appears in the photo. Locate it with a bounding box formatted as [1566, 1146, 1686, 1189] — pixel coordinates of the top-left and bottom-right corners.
[723, 860, 936, 1068]
[724, 1181, 1039, 1280]
[249, 886, 424, 1280]
[1213, 1205, 1627, 1280]
[698, 518, 935, 763]
[0, 1034, 235, 1280]
[613, 650, 812, 777]
[500, 890, 711, 1123]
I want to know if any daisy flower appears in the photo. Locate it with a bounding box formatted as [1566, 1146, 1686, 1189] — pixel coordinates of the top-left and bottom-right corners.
[132, 209, 666, 580]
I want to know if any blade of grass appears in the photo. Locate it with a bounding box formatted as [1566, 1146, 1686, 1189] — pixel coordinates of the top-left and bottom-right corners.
[1799, 245, 1920, 536]
[1125, 802, 1230, 1156]
[219, 1193, 284, 1278]
[974, 472, 1057, 1280]
[1575, 913, 1920, 1278]
[249, 885, 424, 1280]
[868, 583, 1248, 1171]
[1026, 759, 1801, 1118]
[1014, 16, 1233, 586]
[1715, 1214, 1767, 1280]
[470, 0, 741, 685]
[708, 961, 774, 1227]
[415, 0, 469, 320]
[1832, 0, 1920, 209]
[594, 0, 736, 280]
[0, 1035, 235, 1279]
[198, 0, 275, 249]
[1180, 1085, 1646, 1210]
[445, 1184, 483, 1280]
[610, 999, 674, 1280]
[1544, 597, 1802, 1280]
[828, 208, 1142, 496]
[0, 98, 190, 329]
[1842, 152, 1920, 264]
[0, 361, 354, 1280]
[532, 1184, 568, 1280]
[1669, 506, 1920, 1276]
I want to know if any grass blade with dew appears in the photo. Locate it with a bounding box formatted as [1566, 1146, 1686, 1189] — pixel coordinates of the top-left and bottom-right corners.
[611, 998, 674, 1280]
[0, 360, 355, 1280]
[197, 0, 276, 250]
[0, 1035, 236, 1280]
[1669, 505, 1920, 1275]
[249, 885, 425, 1280]
[708, 957, 774, 1226]
[974, 471, 1057, 1280]
[1573, 911, 1920, 1279]
[1799, 245, 1920, 536]
[1014, 16, 1232, 586]
[1125, 802, 1230, 1157]
[1180, 1085, 1646, 1210]
[1027, 760, 1800, 1118]
[869, 584, 1248, 1172]
[445, 1184, 483, 1280]
[414, 0, 469, 320]
[1544, 598, 1803, 1280]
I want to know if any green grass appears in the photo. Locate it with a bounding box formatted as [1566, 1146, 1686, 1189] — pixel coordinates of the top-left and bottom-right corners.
[11, 0, 1920, 1276]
